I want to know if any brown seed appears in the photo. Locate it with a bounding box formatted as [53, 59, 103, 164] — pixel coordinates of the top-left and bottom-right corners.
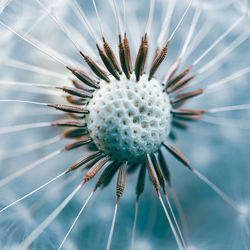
[72, 79, 95, 92]
[96, 44, 120, 80]
[66, 66, 99, 89]
[171, 109, 206, 116]
[167, 67, 191, 89]
[82, 156, 104, 171]
[134, 34, 148, 82]
[93, 161, 119, 191]
[136, 162, 146, 200]
[47, 104, 89, 114]
[101, 162, 122, 189]
[148, 40, 170, 81]
[119, 34, 130, 79]
[80, 51, 110, 82]
[171, 89, 203, 105]
[151, 153, 166, 193]
[57, 86, 93, 98]
[140, 33, 148, 76]
[63, 128, 89, 139]
[134, 37, 144, 82]
[67, 113, 86, 120]
[123, 33, 132, 74]
[167, 75, 195, 94]
[162, 143, 193, 171]
[51, 119, 87, 127]
[67, 151, 103, 172]
[66, 96, 89, 106]
[103, 36, 122, 74]
[83, 155, 110, 183]
[64, 138, 93, 151]
[172, 116, 200, 122]
[116, 164, 127, 201]
[158, 149, 172, 185]
[146, 153, 160, 192]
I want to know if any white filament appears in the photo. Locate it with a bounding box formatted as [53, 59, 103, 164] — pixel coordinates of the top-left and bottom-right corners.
[4, 58, 69, 79]
[0, 135, 61, 160]
[122, 0, 127, 31]
[110, 0, 122, 35]
[0, 171, 66, 214]
[193, 169, 238, 210]
[169, 0, 193, 41]
[0, 21, 68, 67]
[30, 170, 80, 215]
[157, 0, 176, 47]
[0, 80, 58, 89]
[65, 22, 98, 60]
[0, 0, 11, 14]
[164, 192, 186, 248]
[5, 86, 64, 97]
[130, 200, 139, 250]
[183, 19, 214, 64]
[58, 191, 94, 250]
[169, 186, 189, 243]
[193, 15, 244, 66]
[0, 100, 48, 106]
[206, 66, 250, 91]
[91, 0, 104, 37]
[21, 184, 82, 248]
[180, 8, 201, 59]
[201, 116, 250, 130]
[164, 7, 200, 82]
[71, 0, 101, 44]
[24, 10, 48, 36]
[0, 122, 51, 134]
[209, 104, 250, 113]
[197, 32, 249, 75]
[0, 150, 61, 188]
[158, 193, 184, 250]
[145, 0, 155, 36]
[35, 0, 82, 52]
[106, 202, 118, 250]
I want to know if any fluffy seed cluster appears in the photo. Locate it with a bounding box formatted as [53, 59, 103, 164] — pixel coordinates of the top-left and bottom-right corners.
[87, 74, 171, 161]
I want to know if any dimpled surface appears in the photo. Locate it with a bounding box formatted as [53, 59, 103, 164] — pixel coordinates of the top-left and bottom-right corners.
[86, 74, 171, 161]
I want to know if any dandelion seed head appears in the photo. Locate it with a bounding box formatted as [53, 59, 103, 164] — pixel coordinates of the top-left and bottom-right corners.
[0, 0, 249, 249]
[87, 74, 171, 161]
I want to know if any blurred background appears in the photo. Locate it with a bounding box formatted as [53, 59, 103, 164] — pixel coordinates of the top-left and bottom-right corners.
[0, 0, 250, 249]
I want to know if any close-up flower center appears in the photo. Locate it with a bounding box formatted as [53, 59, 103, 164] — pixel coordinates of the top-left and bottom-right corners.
[87, 74, 171, 161]
[0, 0, 250, 249]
